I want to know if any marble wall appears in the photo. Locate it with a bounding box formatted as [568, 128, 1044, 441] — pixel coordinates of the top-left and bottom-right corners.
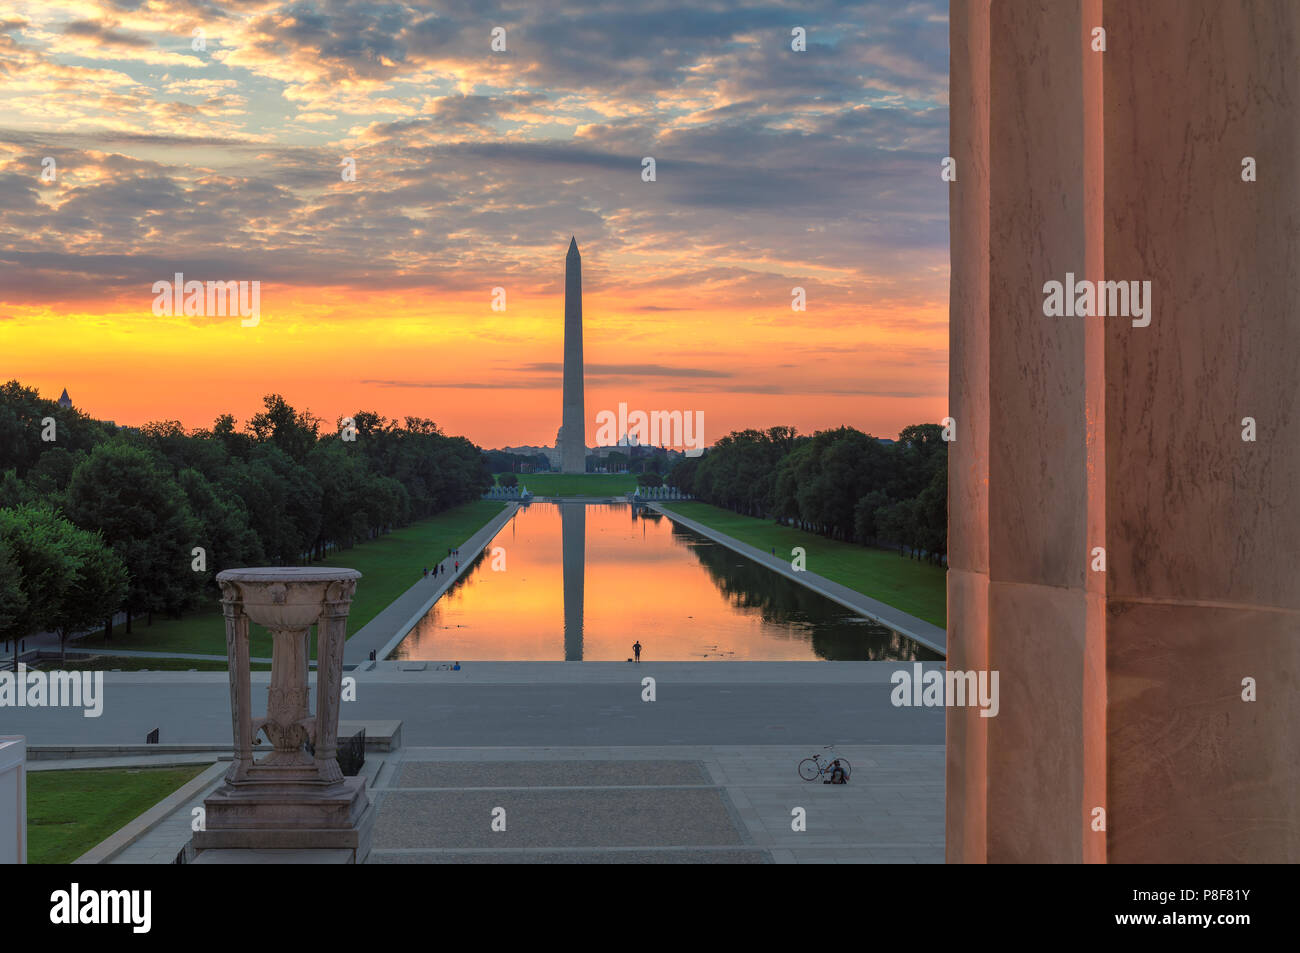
[948, 0, 1299, 863]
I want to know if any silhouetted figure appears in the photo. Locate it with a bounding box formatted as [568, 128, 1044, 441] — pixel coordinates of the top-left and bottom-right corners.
[633, 640, 642, 663]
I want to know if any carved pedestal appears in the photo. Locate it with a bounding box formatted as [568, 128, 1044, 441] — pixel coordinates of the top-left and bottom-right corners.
[190, 568, 372, 863]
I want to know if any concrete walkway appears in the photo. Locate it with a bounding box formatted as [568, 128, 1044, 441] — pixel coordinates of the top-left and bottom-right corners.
[48, 649, 272, 664]
[4, 662, 945, 748]
[370, 744, 942, 864]
[343, 503, 518, 664]
[650, 504, 946, 655]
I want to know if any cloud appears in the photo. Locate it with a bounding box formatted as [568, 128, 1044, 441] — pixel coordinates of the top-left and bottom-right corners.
[515, 362, 730, 378]
[0, 0, 950, 321]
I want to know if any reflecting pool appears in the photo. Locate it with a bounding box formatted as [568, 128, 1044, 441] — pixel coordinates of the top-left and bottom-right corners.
[392, 502, 941, 661]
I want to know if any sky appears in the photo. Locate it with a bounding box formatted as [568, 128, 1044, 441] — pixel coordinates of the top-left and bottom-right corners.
[0, 0, 949, 451]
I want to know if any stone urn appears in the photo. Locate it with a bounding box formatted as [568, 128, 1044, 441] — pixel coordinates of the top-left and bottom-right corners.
[190, 567, 373, 862]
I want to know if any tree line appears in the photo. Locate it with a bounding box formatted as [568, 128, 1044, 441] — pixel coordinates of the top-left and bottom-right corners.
[665, 424, 947, 562]
[0, 381, 492, 656]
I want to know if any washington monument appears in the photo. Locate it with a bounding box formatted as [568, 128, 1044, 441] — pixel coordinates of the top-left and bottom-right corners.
[559, 236, 586, 473]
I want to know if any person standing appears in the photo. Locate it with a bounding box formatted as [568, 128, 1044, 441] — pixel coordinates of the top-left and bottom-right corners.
[633, 640, 642, 663]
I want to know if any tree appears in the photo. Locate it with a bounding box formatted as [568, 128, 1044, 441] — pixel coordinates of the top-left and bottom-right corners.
[134, 420, 191, 472]
[913, 454, 947, 563]
[211, 413, 253, 460]
[308, 439, 370, 553]
[499, 473, 518, 488]
[694, 428, 793, 517]
[0, 469, 31, 509]
[637, 471, 663, 488]
[25, 447, 86, 503]
[247, 394, 320, 463]
[0, 504, 77, 668]
[64, 442, 203, 630]
[364, 474, 409, 537]
[853, 489, 891, 545]
[0, 380, 112, 477]
[875, 498, 919, 556]
[48, 519, 128, 661]
[0, 505, 128, 661]
[229, 445, 322, 565]
[0, 537, 28, 648]
[177, 467, 264, 587]
[667, 455, 700, 495]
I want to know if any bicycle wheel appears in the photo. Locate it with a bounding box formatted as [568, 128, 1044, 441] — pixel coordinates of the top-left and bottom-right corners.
[797, 758, 820, 781]
[837, 758, 852, 781]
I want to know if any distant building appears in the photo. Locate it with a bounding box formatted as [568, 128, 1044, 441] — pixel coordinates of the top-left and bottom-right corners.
[496, 444, 560, 471]
[57, 388, 71, 409]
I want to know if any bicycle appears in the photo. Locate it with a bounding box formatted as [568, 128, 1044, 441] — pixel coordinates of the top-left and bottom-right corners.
[798, 746, 852, 782]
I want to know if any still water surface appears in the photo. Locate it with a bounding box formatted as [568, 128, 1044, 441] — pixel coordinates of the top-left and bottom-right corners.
[393, 502, 940, 661]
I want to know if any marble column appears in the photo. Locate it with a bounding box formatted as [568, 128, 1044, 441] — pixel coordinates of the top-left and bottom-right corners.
[220, 584, 255, 784]
[948, 0, 1300, 863]
[313, 579, 353, 784]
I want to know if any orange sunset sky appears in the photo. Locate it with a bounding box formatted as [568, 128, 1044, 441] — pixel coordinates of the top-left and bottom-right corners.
[0, 0, 949, 450]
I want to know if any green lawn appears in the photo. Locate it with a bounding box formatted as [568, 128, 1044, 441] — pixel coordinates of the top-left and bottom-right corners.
[659, 501, 947, 628]
[501, 472, 637, 496]
[73, 500, 507, 658]
[26, 764, 209, 864]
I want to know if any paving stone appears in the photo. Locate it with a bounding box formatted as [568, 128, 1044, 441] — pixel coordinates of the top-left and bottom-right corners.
[395, 760, 709, 788]
[370, 848, 770, 864]
[373, 787, 747, 849]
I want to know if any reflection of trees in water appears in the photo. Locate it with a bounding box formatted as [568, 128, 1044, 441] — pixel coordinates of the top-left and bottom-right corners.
[671, 523, 940, 662]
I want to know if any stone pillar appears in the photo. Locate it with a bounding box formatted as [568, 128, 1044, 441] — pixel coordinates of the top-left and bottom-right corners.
[220, 586, 255, 783]
[948, 0, 1300, 863]
[313, 579, 354, 784]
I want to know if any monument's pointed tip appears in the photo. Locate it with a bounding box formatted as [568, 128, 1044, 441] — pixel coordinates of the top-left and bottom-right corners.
[568, 235, 579, 254]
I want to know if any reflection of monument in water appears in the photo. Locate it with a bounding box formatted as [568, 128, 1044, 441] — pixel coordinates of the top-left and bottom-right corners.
[555, 237, 586, 474]
[561, 502, 585, 660]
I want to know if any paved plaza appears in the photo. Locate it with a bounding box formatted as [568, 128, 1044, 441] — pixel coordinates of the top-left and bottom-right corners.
[98, 743, 942, 864]
[369, 746, 943, 864]
[7, 662, 945, 747]
[11, 662, 945, 864]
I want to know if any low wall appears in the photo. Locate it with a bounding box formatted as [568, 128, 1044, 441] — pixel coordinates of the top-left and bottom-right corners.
[0, 736, 26, 864]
